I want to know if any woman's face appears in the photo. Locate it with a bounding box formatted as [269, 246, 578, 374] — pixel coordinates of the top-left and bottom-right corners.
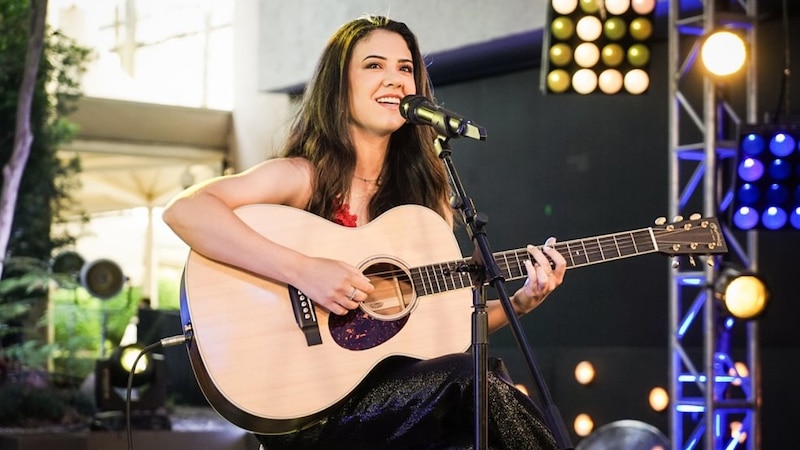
[347, 29, 416, 139]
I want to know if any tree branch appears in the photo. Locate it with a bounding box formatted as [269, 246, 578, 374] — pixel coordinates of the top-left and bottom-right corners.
[0, 0, 49, 277]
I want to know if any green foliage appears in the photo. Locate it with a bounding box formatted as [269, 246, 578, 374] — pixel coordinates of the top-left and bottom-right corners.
[0, 376, 95, 427]
[0, 0, 94, 428]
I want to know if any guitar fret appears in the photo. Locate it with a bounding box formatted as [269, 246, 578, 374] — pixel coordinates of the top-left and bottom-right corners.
[599, 235, 620, 260]
[634, 230, 657, 253]
[501, 252, 511, 280]
[513, 251, 526, 279]
[439, 262, 452, 292]
[614, 232, 633, 257]
[422, 265, 434, 295]
[582, 239, 601, 264]
[411, 268, 426, 296]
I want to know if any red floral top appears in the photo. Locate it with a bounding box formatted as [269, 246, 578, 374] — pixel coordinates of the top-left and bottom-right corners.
[333, 203, 358, 228]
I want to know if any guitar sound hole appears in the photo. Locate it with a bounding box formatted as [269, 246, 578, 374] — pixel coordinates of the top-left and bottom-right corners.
[360, 260, 415, 321]
[327, 259, 414, 351]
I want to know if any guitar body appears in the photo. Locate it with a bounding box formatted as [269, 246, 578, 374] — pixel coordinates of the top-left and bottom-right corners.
[180, 204, 474, 434]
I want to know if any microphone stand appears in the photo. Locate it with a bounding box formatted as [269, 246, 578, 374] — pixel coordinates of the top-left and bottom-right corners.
[434, 135, 573, 450]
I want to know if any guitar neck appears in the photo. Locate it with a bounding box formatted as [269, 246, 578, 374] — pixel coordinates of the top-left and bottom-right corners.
[411, 227, 658, 296]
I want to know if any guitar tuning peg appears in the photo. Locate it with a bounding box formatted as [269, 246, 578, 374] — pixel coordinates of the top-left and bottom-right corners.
[655, 217, 667, 226]
[673, 215, 684, 223]
[707, 257, 715, 267]
[671, 258, 679, 269]
[690, 213, 701, 220]
[688, 256, 696, 267]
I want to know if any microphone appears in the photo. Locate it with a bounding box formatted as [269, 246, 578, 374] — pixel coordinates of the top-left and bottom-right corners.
[400, 95, 487, 141]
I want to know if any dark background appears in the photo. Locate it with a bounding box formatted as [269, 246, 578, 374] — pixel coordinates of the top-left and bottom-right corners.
[424, 7, 800, 449]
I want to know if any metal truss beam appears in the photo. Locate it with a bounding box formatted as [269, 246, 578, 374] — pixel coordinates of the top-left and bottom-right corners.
[667, 0, 760, 449]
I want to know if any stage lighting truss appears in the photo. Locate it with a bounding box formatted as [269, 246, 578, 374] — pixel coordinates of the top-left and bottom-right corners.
[542, 0, 656, 95]
[729, 124, 800, 231]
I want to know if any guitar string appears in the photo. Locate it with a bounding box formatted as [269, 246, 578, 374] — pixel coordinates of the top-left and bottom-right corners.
[356, 227, 707, 287]
[360, 228, 702, 281]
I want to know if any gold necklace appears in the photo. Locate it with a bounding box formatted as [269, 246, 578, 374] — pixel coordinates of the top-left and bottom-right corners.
[354, 175, 381, 183]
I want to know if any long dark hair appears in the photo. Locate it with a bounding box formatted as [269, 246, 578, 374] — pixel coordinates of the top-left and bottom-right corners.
[281, 15, 450, 222]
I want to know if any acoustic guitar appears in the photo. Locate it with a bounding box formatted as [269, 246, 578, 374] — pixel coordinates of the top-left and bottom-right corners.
[179, 204, 727, 434]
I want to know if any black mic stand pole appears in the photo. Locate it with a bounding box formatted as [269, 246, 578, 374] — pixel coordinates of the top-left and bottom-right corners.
[434, 135, 573, 450]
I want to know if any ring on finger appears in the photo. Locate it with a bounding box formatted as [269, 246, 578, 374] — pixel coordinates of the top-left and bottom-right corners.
[347, 286, 357, 301]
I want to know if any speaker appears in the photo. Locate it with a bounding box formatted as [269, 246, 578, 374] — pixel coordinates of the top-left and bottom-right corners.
[81, 259, 125, 299]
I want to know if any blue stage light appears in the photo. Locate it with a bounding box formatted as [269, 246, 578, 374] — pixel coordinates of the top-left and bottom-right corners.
[730, 125, 800, 231]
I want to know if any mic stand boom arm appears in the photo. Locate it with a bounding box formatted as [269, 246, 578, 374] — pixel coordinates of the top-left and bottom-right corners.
[435, 136, 573, 450]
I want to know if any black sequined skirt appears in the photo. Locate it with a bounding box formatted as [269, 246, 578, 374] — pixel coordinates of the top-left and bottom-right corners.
[257, 353, 558, 450]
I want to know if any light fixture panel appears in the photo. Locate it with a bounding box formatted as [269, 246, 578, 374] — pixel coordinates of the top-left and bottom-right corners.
[730, 124, 800, 231]
[541, 0, 656, 95]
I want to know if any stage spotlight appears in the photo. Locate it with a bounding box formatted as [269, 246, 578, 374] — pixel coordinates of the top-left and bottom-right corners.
[95, 344, 167, 413]
[730, 125, 800, 231]
[701, 30, 747, 77]
[713, 266, 769, 320]
[542, 0, 655, 94]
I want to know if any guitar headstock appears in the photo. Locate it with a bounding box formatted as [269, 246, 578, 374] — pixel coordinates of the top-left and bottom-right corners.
[653, 215, 728, 256]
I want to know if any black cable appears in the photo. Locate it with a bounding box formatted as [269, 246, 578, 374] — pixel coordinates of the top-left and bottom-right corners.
[124, 334, 189, 450]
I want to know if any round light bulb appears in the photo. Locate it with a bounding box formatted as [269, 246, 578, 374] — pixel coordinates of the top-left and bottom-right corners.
[604, 17, 627, 41]
[574, 42, 600, 67]
[572, 68, 598, 94]
[605, 0, 631, 15]
[551, 17, 576, 40]
[623, 68, 649, 94]
[602, 43, 625, 66]
[576, 15, 603, 41]
[627, 43, 651, 67]
[550, 43, 573, 67]
[579, 0, 600, 13]
[574, 361, 595, 384]
[631, 0, 656, 14]
[629, 17, 653, 41]
[599, 69, 624, 94]
[574, 414, 594, 437]
[552, 0, 579, 14]
[649, 387, 669, 412]
[547, 69, 572, 93]
[701, 31, 746, 76]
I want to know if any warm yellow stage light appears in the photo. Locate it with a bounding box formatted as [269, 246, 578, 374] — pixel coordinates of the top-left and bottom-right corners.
[574, 360, 596, 384]
[714, 267, 769, 320]
[572, 68, 598, 94]
[576, 15, 603, 41]
[120, 345, 148, 374]
[552, 0, 579, 15]
[624, 69, 650, 94]
[598, 69, 623, 94]
[723, 275, 768, 319]
[574, 42, 600, 68]
[574, 413, 594, 437]
[649, 386, 669, 412]
[701, 31, 747, 76]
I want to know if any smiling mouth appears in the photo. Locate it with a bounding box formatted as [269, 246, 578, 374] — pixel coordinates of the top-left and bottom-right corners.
[376, 96, 400, 106]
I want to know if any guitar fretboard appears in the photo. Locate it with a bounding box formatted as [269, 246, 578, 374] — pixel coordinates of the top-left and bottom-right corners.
[410, 227, 657, 296]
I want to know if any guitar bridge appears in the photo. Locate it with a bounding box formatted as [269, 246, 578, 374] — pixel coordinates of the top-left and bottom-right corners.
[289, 285, 322, 346]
